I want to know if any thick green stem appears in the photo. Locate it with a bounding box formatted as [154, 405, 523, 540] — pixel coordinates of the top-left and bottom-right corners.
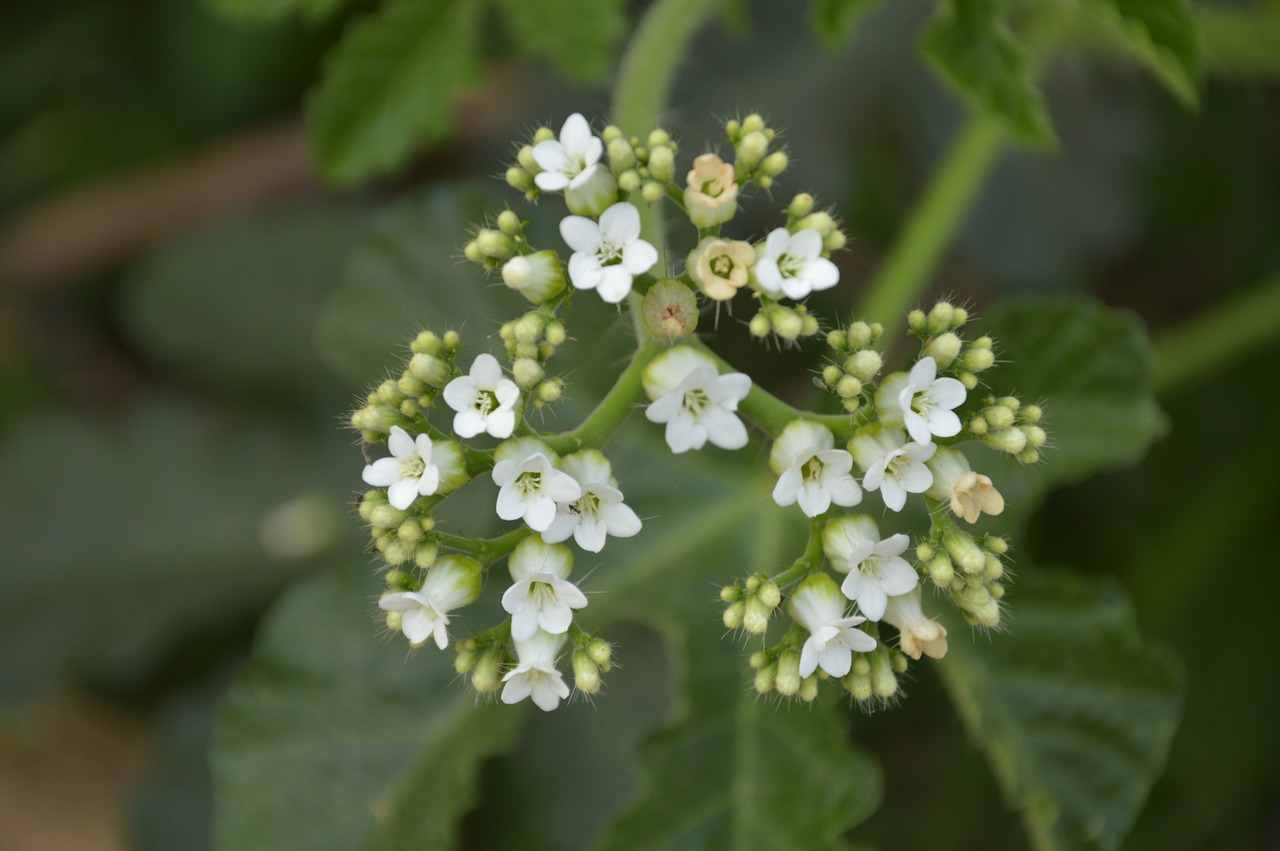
[542, 342, 663, 454]
[1154, 274, 1280, 393]
[859, 114, 1004, 338]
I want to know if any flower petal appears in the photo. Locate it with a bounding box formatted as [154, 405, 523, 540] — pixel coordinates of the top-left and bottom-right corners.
[560, 216, 602, 254]
[568, 253, 604, 291]
[804, 257, 840, 291]
[532, 139, 569, 174]
[388, 426, 414, 459]
[387, 478, 419, 510]
[598, 202, 641, 244]
[701, 406, 748, 450]
[622, 238, 658, 275]
[362, 457, 401, 487]
[764, 227, 790, 257]
[496, 486, 527, 521]
[601, 502, 642, 538]
[453, 409, 487, 439]
[470, 353, 502, 388]
[485, 409, 516, 439]
[797, 481, 831, 517]
[574, 516, 607, 553]
[442, 376, 477, 412]
[596, 267, 634, 303]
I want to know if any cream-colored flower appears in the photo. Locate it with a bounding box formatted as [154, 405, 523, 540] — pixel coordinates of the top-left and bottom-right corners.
[926, 446, 1005, 524]
[687, 237, 755, 301]
[684, 154, 738, 228]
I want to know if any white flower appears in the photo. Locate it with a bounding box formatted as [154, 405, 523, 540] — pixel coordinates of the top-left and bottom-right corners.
[542, 450, 642, 552]
[491, 442, 582, 532]
[379, 555, 482, 649]
[926, 446, 1005, 524]
[822, 515, 917, 621]
[683, 153, 738, 228]
[361, 426, 440, 510]
[753, 228, 839, 300]
[532, 113, 604, 192]
[770, 420, 862, 517]
[876, 357, 966, 444]
[501, 630, 571, 712]
[502, 537, 588, 642]
[443, 354, 520, 439]
[560, 202, 658, 303]
[849, 425, 936, 512]
[643, 346, 751, 454]
[882, 587, 948, 660]
[788, 574, 877, 679]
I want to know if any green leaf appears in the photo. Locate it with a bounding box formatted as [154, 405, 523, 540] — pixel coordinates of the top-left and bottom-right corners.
[497, 0, 625, 80]
[974, 292, 1166, 527]
[306, 0, 481, 184]
[119, 201, 368, 404]
[594, 491, 884, 850]
[206, 0, 351, 24]
[937, 568, 1184, 851]
[1195, 6, 1280, 78]
[211, 566, 522, 851]
[0, 400, 355, 703]
[922, 0, 1054, 146]
[808, 0, 882, 47]
[1080, 0, 1199, 104]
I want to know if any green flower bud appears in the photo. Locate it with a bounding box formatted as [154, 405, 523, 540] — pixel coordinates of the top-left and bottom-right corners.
[601, 124, 623, 142]
[1020, 404, 1042, 424]
[533, 126, 555, 144]
[907, 309, 927, 333]
[741, 113, 765, 134]
[587, 638, 612, 668]
[566, 166, 619, 217]
[384, 610, 403, 631]
[842, 398, 861, 413]
[836, 375, 862, 398]
[463, 241, 484, 263]
[870, 649, 898, 698]
[723, 601, 745, 630]
[397, 520, 423, 545]
[411, 330, 443, 356]
[952, 307, 968, 327]
[775, 651, 801, 696]
[748, 650, 768, 668]
[544, 320, 566, 347]
[607, 137, 636, 172]
[800, 314, 820, 337]
[641, 181, 664, 203]
[618, 169, 642, 192]
[506, 166, 534, 193]
[771, 307, 804, 341]
[944, 531, 986, 574]
[648, 146, 676, 183]
[648, 128, 671, 147]
[736, 130, 769, 172]
[370, 504, 409, 530]
[454, 646, 478, 675]
[982, 554, 1004, 582]
[397, 375, 427, 399]
[961, 346, 995, 373]
[758, 580, 781, 610]
[760, 151, 788, 176]
[512, 357, 544, 389]
[845, 670, 873, 702]
[844, 349, 882, 382]
[536, 380, 563, 403]
[916, 542, 935, 561]
[743, 596, 772, 634]
[826, 328, 847, 351]
[471, 649, 503, 693]
[382, 539, 409, 566]
[985, 427, 1028, 455]
[984, 405, 1015, 430]
[643, 278, 699, 340]
[927, 302, 955, 336]
[414, 541, 438, 569]
[1017, 448, 1040, 464]
[725, 118, 741, 139]
[928, 552, 955, 587]
[754, 664, 776, 694]
[798, 675, 819, 702]
[824, 230, 847, 252]
[795, 212, 835, 237]
[475, 228, 516, 259]
[924, 332, 963, 368]
[409, 353, 450, 388]
[385, 569, 414, 590]
[497, 210, 521, 236]
[1024, 425, 1047, 449]
[748, 312, 771, 338]
[573, 649, 602, 694]
[821, 364, 843, 387]
[789, 193, 815, 221]
[844, 322, 871, 349]
[442, 330, 460, 350]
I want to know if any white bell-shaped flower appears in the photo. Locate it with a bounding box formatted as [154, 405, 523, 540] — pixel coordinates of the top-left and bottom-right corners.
[533, 113, 605, 192]
[502, 537, 587, 642]
[361, 426, 440, 510]
[769, 419, 862, 517]
[822, 514, 918, 621]
[789, 573, 877, 678]
[753, 227, 839, 300]
[541, 450, 642, 552]
[442, 353, 520, 439]
[882, 587, 948, 660]
[379, 555, 482, 649]
[491, 441, 582, 533]
[926, 446, 1005, 524]
[849, 425, 936, 512]
[876, 356, 967, 444]
[560, 202, 658, 303]
[643, 346, 751, 454]
[501, 630, 571, 712]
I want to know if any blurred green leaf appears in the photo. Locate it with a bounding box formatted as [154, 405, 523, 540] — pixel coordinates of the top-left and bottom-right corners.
[1080, 0, 1199, 104]
[938, 568, 1184, 851]
[212, 565, 521, 851]
[808, 0, 882, 46]
[497, 0, 625, 80]
[314, 184, 635, 408]
[973, 292, 1166, 527]
[0, 400, 355, 703]
[922, 0, 1054, 146]
[306, 0, 481, 183]
[594, 480, 883, 850]
[1195, 6, 1280, 78]
[120, 201, 368, 405]
[206, 0, 351, 23]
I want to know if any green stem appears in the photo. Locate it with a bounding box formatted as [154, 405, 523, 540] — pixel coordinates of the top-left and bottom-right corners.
[687, 337, 870, 439]
[859, 114, 1004, 338]
[612, 0, 720, 338]
[542, 341, 664, 454]
[1153, 273, 1280, 393]
[770, 517, 827, 588]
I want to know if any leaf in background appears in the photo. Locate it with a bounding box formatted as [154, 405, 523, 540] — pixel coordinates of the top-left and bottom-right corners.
[306, 0, 481, 183]
[119, 201, 368, 405]
[937, 568, 1184, 850]
[591, 457, 884, 850]
[211, 565, 522, 851]
[497, 0, 625, 80]
[808, 0, 882, 47]
[314, 184, 636, 406]
[1080, 0, 1199, 105]
[0, 400, 356, 703]
[922, 0, 1054, 146]
[206, 0, 351, 24]
[972, 292, 1166, 528]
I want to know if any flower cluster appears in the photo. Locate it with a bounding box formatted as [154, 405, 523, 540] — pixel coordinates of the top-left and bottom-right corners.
[350, 112, 1048, 712]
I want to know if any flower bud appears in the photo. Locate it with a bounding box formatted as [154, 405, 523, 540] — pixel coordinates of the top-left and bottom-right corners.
[1024, 425, 1047, 449]
[471, 648, 503, 693]
[775, 651, 801, 696]
[844, 349, 882, 382]
[984, 405, 1015, 430]
[743, 596, 772, 634]
[870, 649, 898, 698]
[382, 539, 409, 566]
[789, 193, 815, 220]
[736, 130, 769, 172]
[533, 126, 555, 144]
[496, 209, 521, 236]
[907, 309, 926, 333]
[924, 332, 963, 368]
[397, 520, 423, 545]
[748, 651, 768, 668]
[741, 113, 765, 134]
[962, 346, 995, 373]
[771, 307, 804, 341]
[821, 365, 843, 387]
[454, 646, 478, 674]
[442, 330, 460, 350]
[927, 302, 955, 336]
[795, 212, 836, 237]
[760, 151, 788, 177]
[475, 228, 515, 259]
[748, 313, 771, 338]
[845, 670, 873, 702]
[798, 676, 819, 702]
[757, 580, 781, 610]
[411, 330, 443, 356]
[501, 251, 566, 303]
[409, 352, 451, 388]
[985, 427, 1028, 455]
[573, 649, 602, 694]
[648, 146, 676, 183]
[754, 664, 776, 694]
[601, 124, 623, 142]
[512, 357, 544, 389]
[566, 165, 619, 217]
[684, 154, 738, 228]
[517, 145, 539, 173]
[607, 137, 636, 172]
[641, 181, 664, 203]
[544, 321, 566, 347]
[384, 610, 402, 631]
[944, 531, 986, 574]
[536, 380, 563, 403]
[723, 601, 745, 630]
[982, 554, 1004, 582]
[642, 279, 699, 340]
[587, 638, 612, 668]
[836, 375, 862, 398]
[506, 166, 534, 193]
[414, 541, 438, 569]
[1017, 448, 1040, 464]
[370, 504, 409, 530]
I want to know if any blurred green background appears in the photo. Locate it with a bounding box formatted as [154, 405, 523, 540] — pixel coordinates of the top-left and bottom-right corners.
[1, 0, 1278, 848]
